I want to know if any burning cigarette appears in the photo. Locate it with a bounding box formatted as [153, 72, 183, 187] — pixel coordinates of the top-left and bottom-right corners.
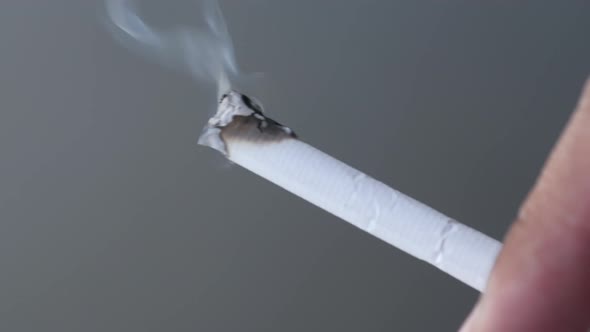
[199, 91, 502, 292]
[105, 0, 500, 293]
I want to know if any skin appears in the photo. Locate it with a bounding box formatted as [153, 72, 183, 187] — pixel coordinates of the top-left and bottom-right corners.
[460, 79, 590, 331]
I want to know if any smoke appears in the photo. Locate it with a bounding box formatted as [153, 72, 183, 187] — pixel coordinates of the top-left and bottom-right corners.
[104, 0, 238, 96]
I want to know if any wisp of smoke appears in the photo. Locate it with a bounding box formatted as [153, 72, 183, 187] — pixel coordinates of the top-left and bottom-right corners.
[104, 0, 238, 97]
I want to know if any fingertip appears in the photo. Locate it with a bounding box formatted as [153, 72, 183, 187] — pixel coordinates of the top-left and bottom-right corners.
[461, 77, 590, 331]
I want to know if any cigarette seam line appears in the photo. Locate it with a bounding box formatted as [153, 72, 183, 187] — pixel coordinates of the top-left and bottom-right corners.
[433, 219, 458, 267]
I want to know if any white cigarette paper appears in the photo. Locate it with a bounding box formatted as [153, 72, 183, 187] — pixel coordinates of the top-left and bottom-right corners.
[199, 91, 502, 291]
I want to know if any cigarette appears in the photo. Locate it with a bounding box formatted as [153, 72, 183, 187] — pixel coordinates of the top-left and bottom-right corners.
[199, 91, 502, 291]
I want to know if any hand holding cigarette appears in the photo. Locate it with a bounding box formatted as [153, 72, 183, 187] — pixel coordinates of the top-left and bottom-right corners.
[460, 80, 590, 331]
[201, 82, 590, 332]
[105, 2, 589, 328]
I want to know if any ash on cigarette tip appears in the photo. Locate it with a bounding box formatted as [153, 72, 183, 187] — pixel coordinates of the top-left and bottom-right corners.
[198, 91, 296, 155]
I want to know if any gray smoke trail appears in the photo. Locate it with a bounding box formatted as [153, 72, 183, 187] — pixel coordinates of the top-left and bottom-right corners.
[104, 0, 238, 96]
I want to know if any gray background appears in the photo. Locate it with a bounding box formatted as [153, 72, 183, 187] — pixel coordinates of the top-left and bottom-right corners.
[1, 1, 589, 331]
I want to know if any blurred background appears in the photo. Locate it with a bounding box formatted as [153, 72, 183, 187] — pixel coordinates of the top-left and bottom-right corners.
[1, 1, 589, 331]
